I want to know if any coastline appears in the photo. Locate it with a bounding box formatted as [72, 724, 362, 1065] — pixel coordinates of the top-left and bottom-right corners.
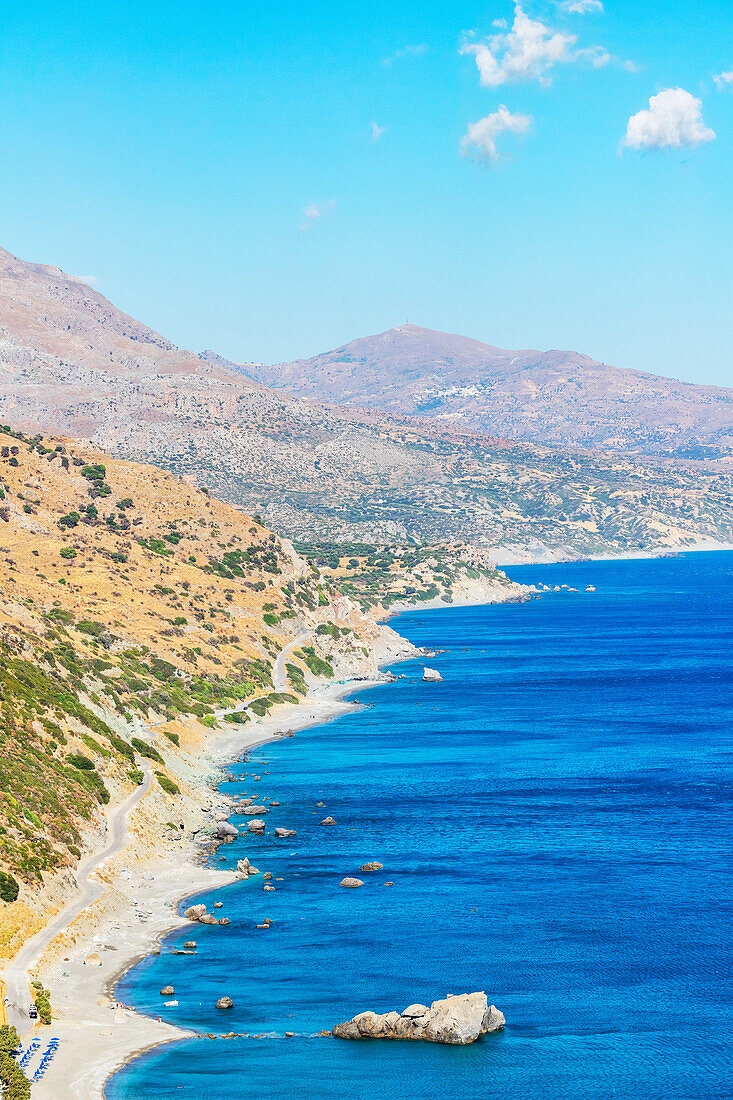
[24, 674, 398, 1100]
[13, 547, 733, 1096]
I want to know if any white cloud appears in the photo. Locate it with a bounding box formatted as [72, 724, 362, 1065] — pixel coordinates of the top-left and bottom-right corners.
[622, 88, 715, 151]
[72, 274, 98, 286]
[382, 43, 428, 66]
[370, 122, 386, 143]
[299, 200, 337, 231]
[557, 0, 603, 12]
[713, 70, 733, 90]
[461, 105, 532, 162]
[460, 3, 611, 88]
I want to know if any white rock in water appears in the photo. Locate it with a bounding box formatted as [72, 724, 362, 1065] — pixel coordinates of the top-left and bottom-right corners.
[216, 822, 239, 838]
[340, 877, 364, 888]
[422, 668, 443, 682]
[332, 991, 504, 1045]
[248, 819, 266, 833]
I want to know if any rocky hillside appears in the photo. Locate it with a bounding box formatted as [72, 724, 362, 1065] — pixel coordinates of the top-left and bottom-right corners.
[1, 246, 733, 556]
[0, 426, 407, 953]
[251, 325, 733, 458]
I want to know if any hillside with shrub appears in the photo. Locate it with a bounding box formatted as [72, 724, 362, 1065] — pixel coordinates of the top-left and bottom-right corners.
[0, 426, 401, 953]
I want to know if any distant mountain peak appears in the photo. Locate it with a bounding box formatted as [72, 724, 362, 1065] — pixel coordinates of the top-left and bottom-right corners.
[244, 325, 733, 457]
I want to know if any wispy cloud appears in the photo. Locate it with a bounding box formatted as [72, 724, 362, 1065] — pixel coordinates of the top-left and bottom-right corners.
[382, 43, 428, 66]
[370, 122, 386, 143]
[621, 88, 715, 151]
[72, 274, 98, 286]
[713, 70, 733, 90]
[556, 0, 603, 12]
[461, 106, 532, 163]
[299, 200, 337, 232]
[460, 3, 608, 88]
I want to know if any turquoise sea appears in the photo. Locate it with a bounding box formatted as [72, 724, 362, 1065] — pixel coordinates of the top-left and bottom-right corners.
[109, 552, 733, 1099]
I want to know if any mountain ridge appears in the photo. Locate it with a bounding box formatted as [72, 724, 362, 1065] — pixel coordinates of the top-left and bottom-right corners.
[1, 245, 732, 557]
[245, 324, 733, 457]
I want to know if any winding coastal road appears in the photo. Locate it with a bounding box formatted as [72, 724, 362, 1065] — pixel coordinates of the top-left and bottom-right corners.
[2, 636, 308, 1035]
[274, 634, 309, 692]
[3, 760, 153, 1033]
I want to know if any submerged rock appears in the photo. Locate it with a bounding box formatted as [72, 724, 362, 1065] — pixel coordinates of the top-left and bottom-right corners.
[332, 992, 504, 1045]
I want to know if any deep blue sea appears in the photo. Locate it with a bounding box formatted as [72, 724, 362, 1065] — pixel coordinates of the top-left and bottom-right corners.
[109, 552, 733, 1100]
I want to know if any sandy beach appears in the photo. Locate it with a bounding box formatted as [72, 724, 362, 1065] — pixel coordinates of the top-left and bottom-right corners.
[12, 674, 392, 1099]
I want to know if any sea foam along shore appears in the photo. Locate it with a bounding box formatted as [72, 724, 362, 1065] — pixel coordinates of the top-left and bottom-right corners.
[22, 671, 403, 1100]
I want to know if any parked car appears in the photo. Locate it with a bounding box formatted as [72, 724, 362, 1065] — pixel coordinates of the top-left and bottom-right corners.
[28, 1004, 38, 1019]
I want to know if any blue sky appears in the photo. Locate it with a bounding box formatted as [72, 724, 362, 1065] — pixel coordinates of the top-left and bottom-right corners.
[0, 0, 731, 384]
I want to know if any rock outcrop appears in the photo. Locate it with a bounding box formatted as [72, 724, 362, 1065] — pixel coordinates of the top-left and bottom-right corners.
[359, 861, 383, 872]
[332, 992, 504, 1045]
[274, 827, 297, 837]
[340, 877, 364, 888]
[422, 667, 443, 682]
[320, 816, 336, 826]
[216, 996, 234, 1009]
[248, 819, 266, 833]
[236, 858, 260, 878]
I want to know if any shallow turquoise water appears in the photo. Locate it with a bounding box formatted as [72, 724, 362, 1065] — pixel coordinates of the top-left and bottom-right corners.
[110, 552, 733, 1099]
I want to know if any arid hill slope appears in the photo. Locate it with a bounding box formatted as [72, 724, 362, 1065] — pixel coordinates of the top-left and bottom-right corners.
[249, 325, 733, 457]
[0, 426, 404, 952]
[1, 246, 732, 556]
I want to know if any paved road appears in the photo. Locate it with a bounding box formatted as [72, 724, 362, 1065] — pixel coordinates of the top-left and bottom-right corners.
[3, 760, 153, 1033]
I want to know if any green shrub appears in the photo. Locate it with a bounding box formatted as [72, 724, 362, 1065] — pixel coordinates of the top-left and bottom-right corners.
[31, 981, 52, 1025]
[127, 767, 144, 785]
[0, 871, 19, 903]
[60, 547, 76, 560]
[164, 730, 180, 746]
[67, 753, 94, 770]
[0, 1050, 30, 1098]
[0, 1026, 20, 1054]
[155, 773, 179, 796]
[81, 463, 106, 481]
[76, 621, 105, 637]
[131, 737, 164, 764]
[263, 612, 279, 626]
